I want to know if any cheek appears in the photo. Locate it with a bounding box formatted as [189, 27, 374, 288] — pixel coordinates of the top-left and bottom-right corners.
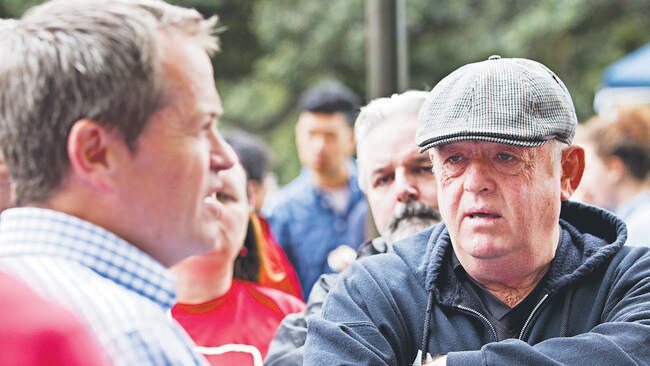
[437, 165, 458, 188]
[516, 179, 560, 226]
[177, 145, 208, 182]
[233, 207, 251, 241]
[368, 191, 391, 230]
[218, 207, 249, 250]
[435, 180, 456, 218]
[435, 167, 459, 196]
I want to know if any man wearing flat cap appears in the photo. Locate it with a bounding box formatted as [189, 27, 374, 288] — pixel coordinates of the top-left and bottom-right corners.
[303, 56, 650, 365]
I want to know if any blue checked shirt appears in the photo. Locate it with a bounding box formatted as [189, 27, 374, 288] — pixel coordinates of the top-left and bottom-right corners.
[0, 208, 207, 366]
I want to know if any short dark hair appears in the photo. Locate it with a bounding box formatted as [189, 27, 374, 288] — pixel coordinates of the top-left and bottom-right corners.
[224, 130, 273, 184]
[299, 81, 363, 127]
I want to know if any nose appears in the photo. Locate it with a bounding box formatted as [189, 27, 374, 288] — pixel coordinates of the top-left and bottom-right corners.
[395, 168, 418, 203]
[210, 130, 236, 172]
[463, 158, 495, 194]
[313, 134, 327, 153]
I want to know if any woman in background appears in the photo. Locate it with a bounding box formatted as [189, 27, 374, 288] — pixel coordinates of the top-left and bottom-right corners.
[225, 130, 303, 300]
[172, 159, 305, 366]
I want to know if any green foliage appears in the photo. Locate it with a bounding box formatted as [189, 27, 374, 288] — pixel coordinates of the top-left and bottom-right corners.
[3, 0, 649, 185]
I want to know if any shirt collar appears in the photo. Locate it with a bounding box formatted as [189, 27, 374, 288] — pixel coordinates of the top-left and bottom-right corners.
[0, 207, 177, 309]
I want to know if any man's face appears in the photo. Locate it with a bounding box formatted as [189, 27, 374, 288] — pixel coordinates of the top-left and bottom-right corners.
[114, 33, 235, 266]
[430, 141, 564, 283]
[295, 111, 354, 176]
[359, 116, 438, 239]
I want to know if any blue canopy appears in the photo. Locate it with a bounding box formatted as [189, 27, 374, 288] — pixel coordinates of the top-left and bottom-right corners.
[602, 43, 650, 88]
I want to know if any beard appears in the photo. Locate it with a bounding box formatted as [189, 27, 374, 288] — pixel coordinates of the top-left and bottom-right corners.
[383, 201, 441, 245]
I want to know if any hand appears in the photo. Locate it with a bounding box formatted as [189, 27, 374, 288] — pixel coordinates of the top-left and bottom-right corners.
[327, 245, 357, 272]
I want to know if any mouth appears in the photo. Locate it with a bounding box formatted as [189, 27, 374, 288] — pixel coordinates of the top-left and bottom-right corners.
[202, 184, 223, 218]
[204, 194, 219, 205]
[466, 210, 502, 219]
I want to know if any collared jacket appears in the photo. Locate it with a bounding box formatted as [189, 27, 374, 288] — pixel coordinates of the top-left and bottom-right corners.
[304, 201, 650, 365]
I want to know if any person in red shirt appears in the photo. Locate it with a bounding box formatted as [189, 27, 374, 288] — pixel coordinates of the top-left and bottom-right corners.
[225, 130, 303, 300]
[172, 158, 305, 366]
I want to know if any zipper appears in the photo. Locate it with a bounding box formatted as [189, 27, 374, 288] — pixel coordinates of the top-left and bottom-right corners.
[455, 305, 499, 342]
[518, 293, 550, 340]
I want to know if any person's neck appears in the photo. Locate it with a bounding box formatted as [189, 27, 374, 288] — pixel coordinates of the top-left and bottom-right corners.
[476, 263, 550, 308]
[313, 165, 349, 189]
[175, 262, 234, 304]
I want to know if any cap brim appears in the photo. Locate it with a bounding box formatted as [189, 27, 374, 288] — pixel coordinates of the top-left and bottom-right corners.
[418, 134, 549, 153]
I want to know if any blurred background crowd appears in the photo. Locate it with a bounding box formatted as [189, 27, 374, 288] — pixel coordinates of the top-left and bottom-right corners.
[3, 0, 648, 186]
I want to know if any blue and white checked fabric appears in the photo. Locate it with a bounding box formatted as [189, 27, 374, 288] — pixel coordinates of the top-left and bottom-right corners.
[0, 207, 207, 366]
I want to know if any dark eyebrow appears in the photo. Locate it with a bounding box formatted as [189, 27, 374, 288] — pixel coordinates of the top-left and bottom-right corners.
[411, 156, 432, 164]
[369, 166, 392, 177]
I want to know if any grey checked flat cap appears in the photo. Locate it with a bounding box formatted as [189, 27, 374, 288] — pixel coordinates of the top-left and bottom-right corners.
[417, 55, 577, 151]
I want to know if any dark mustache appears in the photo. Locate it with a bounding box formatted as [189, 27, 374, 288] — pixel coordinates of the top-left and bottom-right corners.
[387, 201, 441, 233]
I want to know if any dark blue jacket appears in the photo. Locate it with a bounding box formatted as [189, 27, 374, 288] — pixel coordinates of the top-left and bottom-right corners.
[304, 201, 650, 365]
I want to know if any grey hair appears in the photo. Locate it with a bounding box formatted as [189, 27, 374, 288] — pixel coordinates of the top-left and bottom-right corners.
[355, 91, 429, 189]
[355, 90, 429, 154]
[0, 0, 220, 205]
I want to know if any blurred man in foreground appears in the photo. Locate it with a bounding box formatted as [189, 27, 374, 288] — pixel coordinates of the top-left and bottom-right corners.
[0, 0, 234, 364]
[0, 153, 107, 366]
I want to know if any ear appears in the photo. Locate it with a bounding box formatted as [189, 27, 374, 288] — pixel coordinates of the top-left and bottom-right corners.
[67, 119, 121, 192]
[560, 145, 585, 201]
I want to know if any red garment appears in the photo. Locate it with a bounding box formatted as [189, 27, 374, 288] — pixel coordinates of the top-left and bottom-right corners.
[0, 272, 108, 366]
[172, 279, 305, 366]
[254, 215, 304, 300]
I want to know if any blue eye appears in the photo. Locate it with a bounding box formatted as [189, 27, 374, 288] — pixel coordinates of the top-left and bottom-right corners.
[376, 174, 393, 185]
[446, 155, 463, 163]
[496, 153, 515, 162]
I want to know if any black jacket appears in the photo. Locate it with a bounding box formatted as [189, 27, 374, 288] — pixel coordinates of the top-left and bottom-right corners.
[304, 201, 650, 365]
